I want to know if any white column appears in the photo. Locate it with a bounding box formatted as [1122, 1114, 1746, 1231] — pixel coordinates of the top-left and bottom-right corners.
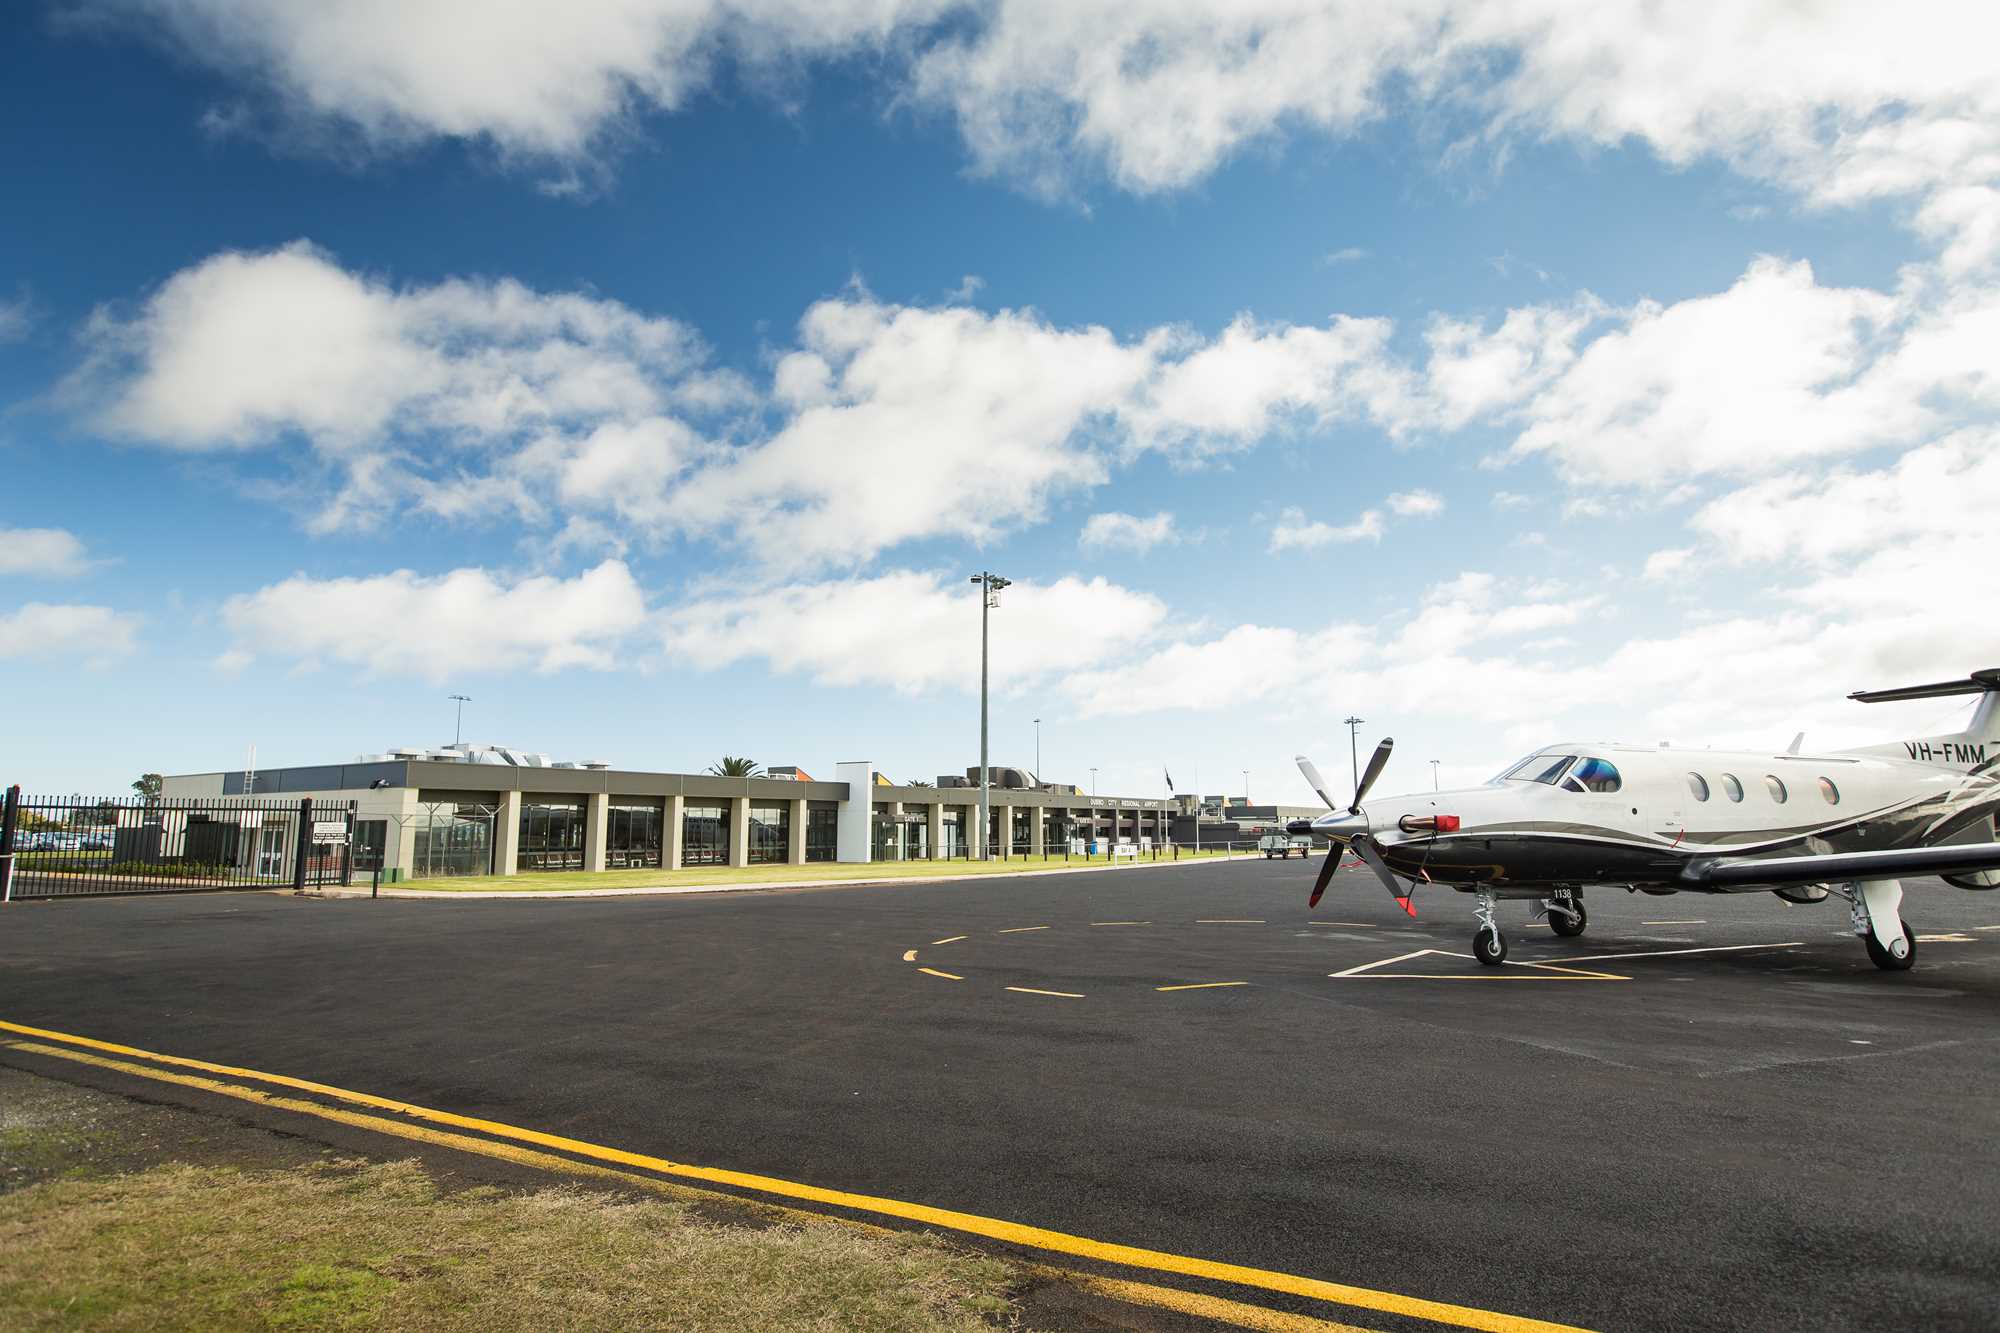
[495, 790, 521, 876]
[788, 797, 807, 865]
[729, 795, 750, 868]
[834, 762, 875, 862]
[665, 793, 684, 869]
[1029, 802, 1044, 857]
[585, 791, 609, 872]
[926, 800, 942, 861]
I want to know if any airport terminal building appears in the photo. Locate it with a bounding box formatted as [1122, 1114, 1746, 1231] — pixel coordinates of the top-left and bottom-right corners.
[160, 746, 1178, 880]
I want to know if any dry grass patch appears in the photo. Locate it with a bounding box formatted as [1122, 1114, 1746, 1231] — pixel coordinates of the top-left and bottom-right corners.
[0, 1158, 1028, 1331]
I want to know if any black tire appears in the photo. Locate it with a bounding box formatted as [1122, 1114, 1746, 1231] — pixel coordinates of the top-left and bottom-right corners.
[1550, 901, 1587, 938]
[1863, 922, 1917, 971]
[1265, 851, 1274, 859]
[1474, 926, 1507, 966]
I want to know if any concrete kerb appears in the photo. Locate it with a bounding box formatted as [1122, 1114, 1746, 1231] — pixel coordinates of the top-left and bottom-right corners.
[322, 853, 1264, 900]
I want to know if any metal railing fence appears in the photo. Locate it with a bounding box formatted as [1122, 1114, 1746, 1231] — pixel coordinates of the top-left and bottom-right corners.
[0, 786, 354, 900]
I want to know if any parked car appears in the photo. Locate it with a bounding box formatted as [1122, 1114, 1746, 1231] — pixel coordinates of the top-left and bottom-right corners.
[1258, 832, 1314, 859]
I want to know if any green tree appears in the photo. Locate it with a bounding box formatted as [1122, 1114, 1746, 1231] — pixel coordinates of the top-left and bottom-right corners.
[706, 756, 761, 778]
[132, 773, 163, 804]
[905, 779, 934, 787]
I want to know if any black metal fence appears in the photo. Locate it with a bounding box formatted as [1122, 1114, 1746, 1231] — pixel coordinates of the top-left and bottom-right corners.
[0, 786, 355, 900]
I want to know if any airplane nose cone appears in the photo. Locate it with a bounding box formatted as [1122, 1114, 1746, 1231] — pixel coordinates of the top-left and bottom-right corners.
[1313, 809, 1369, 842]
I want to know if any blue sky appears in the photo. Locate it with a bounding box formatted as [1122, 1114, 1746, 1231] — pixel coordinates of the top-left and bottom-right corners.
[2, 3, 1996, 800]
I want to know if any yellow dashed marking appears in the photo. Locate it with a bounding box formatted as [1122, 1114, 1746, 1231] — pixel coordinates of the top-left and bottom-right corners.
[930, 935, 968, 945]
[1006, 986, 1086, 999]
[1198, 919, 1266, 924]
[1092, 921, 1151, 926]
[919, 967, 964, 981]
[902, 949, 918, 962]
[1916, 933, 1974, 943]
[998, 926, 1051, 934]
[1156, 981, 1251, 992]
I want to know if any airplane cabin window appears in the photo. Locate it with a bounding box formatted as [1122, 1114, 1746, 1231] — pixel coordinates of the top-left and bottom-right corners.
[1720, 773, 1745, 802]
[1571, 757, 1622, 792]
[1687, 773, 1710, 801]
[1765, 775, 1787, 803]
[1819, 777, 1840, 805]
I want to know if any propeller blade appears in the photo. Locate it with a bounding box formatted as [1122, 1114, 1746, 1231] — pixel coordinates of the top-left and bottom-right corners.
[1350, 737, 1395, 812]
[1295, 755, 1338, 812]
[1307, 845, 1342, 908]
[1351, 834, 1417, 917]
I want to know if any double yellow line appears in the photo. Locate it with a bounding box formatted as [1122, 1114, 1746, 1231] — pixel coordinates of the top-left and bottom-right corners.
[0, 1018, 1592, 1333]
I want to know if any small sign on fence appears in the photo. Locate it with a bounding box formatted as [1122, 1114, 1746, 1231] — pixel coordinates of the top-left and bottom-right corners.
[311, 820, 350, 841]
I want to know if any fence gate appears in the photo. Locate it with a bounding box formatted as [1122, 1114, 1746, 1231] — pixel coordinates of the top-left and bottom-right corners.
[0, 787, 355, 901]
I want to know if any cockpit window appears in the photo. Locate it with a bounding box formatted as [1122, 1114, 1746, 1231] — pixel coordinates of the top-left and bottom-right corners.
[1500, 754, 1577, 785]
[1569, 757, 1622, 793]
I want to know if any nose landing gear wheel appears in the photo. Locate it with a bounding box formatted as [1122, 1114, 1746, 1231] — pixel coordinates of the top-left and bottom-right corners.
[1863, 923, 1917, 971]
[1550, 901, 1587, 938]
[1474, 925, 1508, 966]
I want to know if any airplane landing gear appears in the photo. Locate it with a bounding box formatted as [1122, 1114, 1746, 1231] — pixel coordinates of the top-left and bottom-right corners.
[1472, 890, 1507, 966]
[1835, 879, 1916, 971]
[1543, 889, 1586, 938]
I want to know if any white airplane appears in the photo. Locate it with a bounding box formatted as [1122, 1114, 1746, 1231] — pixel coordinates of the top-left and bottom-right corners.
[1292, 668, 2000, 972]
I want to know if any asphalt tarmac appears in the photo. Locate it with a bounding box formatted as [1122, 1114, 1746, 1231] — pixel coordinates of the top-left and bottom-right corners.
[4, 858, 1997, 1331]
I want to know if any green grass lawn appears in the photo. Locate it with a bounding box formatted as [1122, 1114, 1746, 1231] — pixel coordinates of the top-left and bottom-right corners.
[400, 846, 1254, 893]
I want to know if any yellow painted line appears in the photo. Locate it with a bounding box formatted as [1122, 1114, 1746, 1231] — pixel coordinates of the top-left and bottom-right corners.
[902, 949, 919, 962]
[1916, 933, 1974, 943]
[1091, 921, 1151, 926]
[0, 1018, 1591, 1333]
[1329, 950, 1627, 982]
[1005, 986, 1085, 999]
[998, 925, 1050, 933]
[918, 967, 964, 981]
[1198, 919, 1265, 924]
[1, 1037, 1368, 1333]
[930, 935, 968, 945]
[1974, 925, 2000, 932]
[1156, 982, 1251, 992]
[1035, 1264, 1377, 1333]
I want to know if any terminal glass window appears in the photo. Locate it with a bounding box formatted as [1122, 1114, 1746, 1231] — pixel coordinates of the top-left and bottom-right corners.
[938, 808, 964, 858]
[519, 799, 586, 871]
[748, 803, 789, 864]
[683, 803, 729, 865]
[875, 807, 905, 861]
[1013, 811, 1031, 855]
[410, 803, 495, 878]
[805, 802, 838, 861]
[607, 801, 662, 869]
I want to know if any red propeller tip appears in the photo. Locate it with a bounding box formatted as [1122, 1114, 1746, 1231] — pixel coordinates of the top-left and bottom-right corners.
[1396, 896, 1416, 917]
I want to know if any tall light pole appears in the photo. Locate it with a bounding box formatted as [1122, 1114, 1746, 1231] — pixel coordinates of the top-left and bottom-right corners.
[1344, 716, 1365, 804]
[970, 572, 1010, 859]
[1430, 759, 1441, 791]
[1034, 717, 1041, 782]
[449, 694, 472, 746]
[1090, 767, 1098, 797]
[1242, 769, 1249, 805]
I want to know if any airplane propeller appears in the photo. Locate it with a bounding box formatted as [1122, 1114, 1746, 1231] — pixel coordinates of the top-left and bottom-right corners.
[1351, 738, 1393, 812]
[1296, 739, 1410, 912]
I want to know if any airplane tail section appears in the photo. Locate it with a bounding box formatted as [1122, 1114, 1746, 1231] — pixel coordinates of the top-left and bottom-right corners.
[1849, 668, 2000, 770]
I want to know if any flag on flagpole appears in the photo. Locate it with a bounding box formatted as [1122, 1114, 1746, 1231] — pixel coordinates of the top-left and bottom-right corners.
[1165, 767, 1175, 794]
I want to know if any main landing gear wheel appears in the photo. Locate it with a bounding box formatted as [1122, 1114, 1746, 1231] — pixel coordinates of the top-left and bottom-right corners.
[1864, 923, 1917, 971]
[1550, 901, 1587, 938]
[1474, 926, 1508, 966]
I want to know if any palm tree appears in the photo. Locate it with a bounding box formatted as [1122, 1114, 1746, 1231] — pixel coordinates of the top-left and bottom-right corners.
[906, 779, 934, 788]
[707, 756, 761, 777]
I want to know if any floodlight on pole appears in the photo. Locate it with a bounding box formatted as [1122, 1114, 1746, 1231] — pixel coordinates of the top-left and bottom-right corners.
[1090, 767, 1098, 798]
[1034, 717, 1041, 783]
[970, 572, 1010, 860]
[1430, 759, 1441, 791]
[1343, 716, 1365, 804]
[1242, 769, 1249, 805]
[449, 694, 472, 746]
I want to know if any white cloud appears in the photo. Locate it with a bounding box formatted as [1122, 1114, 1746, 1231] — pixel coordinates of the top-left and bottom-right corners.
[1269, 506, 1384, 552]
[0, 528, 95, 577]
[1079, 510, 1178, 553]
[0, 295, 31, 342]
[0, 603, 141, 663]
[1385, 489, 1444, 518]
[220, 559, 648, 681]
[1489, 490, 1532, 509]
[658, 570, 1164, 693]
[1642, 548, 1695, 582]
[1321, 246, 1368, 265]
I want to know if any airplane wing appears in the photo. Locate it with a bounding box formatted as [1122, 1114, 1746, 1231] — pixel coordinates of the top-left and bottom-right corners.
[1678, 842, 2000, 889]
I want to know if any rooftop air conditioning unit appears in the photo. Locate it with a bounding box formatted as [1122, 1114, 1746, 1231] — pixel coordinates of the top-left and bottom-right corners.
[582, 760, 610, 770]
